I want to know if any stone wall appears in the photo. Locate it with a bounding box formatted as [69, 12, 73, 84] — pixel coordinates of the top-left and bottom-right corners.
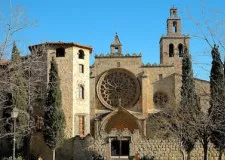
[55, 131, 222, 160]
[31, 130, 222, 160]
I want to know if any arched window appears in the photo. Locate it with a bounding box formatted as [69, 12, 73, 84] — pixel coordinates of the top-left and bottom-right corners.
[78, 50, 84, 59]
[169, 44, 174, 57]
[79, 86, 84, 99]
[56, 48, 65, 57]
[172, 21, 177, 33]
[178, 44, 184, 57]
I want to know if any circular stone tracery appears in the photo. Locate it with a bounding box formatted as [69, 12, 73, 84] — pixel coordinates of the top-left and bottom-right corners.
[97, 69, 140, 110]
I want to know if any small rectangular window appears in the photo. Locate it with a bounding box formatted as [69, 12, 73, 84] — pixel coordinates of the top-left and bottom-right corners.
[159, 74, 163, 80]
[117, 62, 120, 67]
[78, 116, 85, 136]
[79, 64, 84, 73]
[56, 48, 65, 57]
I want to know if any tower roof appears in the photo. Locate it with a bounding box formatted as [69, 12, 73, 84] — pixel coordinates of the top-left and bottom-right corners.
[111, 33, 122, 47]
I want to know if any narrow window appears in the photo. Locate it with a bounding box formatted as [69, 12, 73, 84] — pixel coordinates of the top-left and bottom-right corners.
[56, 48, 65, 57]
[172, 21, 177, 33]
[78, 116, 85, 136]
[117, 62, 120, 67]
[178, 44, 184, 57]
[79, 64, 84, 73]
[159, 74, 163, 80]
[79, 86, 84, 99]
[115, 47, 119, 53]
[172, 11, 176, 17]
[169, 44, 174, 57]
[78, 50, 84, 59]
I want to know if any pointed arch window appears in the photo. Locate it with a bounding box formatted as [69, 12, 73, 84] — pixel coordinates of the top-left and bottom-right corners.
[169, 44, 174, 57]
[178, 44, 184, 57]
[78, 85, 84, 99]
[78, 50, 85, 59]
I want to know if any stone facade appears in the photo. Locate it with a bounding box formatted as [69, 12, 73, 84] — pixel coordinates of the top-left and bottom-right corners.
[88, 7, 211, 160]
[28, 7, 213, 160]
[53, 133, 222, 160]
[29, 43, 92, 159]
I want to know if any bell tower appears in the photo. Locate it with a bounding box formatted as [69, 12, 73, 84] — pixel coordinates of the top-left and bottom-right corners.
[110, 33, 122, 55]
[159, 7, 190, 73]
[167, 7, 181, 35]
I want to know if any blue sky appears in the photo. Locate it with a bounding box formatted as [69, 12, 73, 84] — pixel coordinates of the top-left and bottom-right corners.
[1, 0, 224, 80]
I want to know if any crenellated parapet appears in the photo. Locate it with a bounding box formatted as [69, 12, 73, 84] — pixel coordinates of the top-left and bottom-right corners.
[95, 53, 142, 58]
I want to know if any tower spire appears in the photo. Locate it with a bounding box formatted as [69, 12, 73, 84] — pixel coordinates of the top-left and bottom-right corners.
[110, 33, 122, 55]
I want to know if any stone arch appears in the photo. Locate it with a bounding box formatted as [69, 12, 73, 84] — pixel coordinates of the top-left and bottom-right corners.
[78, 49, 85, 59]
[100, 108, 142, 134]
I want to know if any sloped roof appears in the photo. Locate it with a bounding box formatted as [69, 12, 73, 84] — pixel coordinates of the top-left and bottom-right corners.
[0, 59, 10, 65]
[29, 42, 93, 53]
[111, 33, 122, 46]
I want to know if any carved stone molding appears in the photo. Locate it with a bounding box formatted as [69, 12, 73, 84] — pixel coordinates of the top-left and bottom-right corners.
[97, 68, 140, 110]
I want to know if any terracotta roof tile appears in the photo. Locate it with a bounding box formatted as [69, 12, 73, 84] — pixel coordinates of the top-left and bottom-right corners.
[29, 42, 93, 53]
[0, 59, 10, 65]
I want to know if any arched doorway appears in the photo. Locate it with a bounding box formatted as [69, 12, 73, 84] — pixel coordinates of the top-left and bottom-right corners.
[101, 108, 142, 159]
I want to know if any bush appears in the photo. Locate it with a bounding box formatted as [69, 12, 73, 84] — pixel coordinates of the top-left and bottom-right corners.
[140, 155, 155, 160]
[91, 154, 105, 160]
[7, 156, 24, 160]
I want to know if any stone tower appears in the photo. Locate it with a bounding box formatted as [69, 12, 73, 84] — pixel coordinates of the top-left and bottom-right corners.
[29, 42, 92, 138]
[159, 7, 189, 73]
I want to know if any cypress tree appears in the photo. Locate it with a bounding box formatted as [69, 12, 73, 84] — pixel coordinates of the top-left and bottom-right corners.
[43, 57, 65, 160]
[209, 45, 225, 160]
[11, 42, 28, 150]
[179, 47, 200, 160]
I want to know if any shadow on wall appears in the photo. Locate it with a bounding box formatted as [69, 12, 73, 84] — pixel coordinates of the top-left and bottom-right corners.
[56, 134, 99, 160]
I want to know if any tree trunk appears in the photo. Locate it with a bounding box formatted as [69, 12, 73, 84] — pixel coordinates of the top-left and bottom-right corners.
[187, 151, 191, 160]
[180, 148, 185, 160]
[218, 150, 222, 160]
[203, 144, 208, 160]
[52, 149, 55, 160]
[23, 135, 31, 160]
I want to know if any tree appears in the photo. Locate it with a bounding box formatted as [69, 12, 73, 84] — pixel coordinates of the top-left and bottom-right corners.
[0, 2, 46, 159]
[179, 48, 201, 160]
[43, 57, 66, 160]
[0, 1, 34, 59]
[208, 45, 225, 160]
[11, 42, 28, 143]
[147, 48, 204, 160]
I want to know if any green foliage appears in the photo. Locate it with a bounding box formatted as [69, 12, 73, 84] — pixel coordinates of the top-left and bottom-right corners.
[8, 156, 24, 160]
[140, 155, 155, 160]
[11, 42, 28, 112]
[43, 57, 66, 150]
[11, 42, 28, 150]
[209, 45, 225, 152]
[179, 50, 200, 154]
[91, 154, 105, 160]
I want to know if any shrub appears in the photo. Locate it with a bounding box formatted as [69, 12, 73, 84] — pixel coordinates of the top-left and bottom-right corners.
[91, 154, 105, 160]
[140, 155, 155, 160]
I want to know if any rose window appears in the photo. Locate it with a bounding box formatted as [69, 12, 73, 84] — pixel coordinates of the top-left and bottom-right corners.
[154, 92, 168, 107]
[97, 69, 140, 110]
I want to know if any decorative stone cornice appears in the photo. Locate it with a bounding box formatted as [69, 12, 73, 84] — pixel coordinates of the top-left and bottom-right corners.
[95, 53, 142, 58]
